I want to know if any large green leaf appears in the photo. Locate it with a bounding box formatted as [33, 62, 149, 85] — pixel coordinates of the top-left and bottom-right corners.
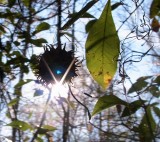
[150, 0, 160, 18]
[85, 0, 119, 89]
[7, 120, 33, 131]
[92, 95, 127, 117]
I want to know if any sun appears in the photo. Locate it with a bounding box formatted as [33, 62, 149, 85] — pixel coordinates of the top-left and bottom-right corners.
[51, 83, 69, 98]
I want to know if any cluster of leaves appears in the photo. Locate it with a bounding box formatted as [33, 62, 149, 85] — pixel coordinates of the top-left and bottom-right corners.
[150, 0, 160, 32]
[0, 0, 160, 141]
[0, 0, 56, 141]
[92, 75, 160, 141]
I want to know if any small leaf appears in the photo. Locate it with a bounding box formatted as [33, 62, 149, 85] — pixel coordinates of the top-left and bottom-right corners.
[15, 79, 33, 89]
[33, 22, 50, 35]
[7, 120, 33, 131]
[151, 17, 160, 32]
[36, 137, 43, 142]
[37, 125, 56, 134]
[85, 0, 120, 89]
[111, 2, 124, 11]
[92, 95, 127, 116]
[42, 125, 56, 131]
[69, 12, 95, 18]
[30, 38, 47, 47]
[150, 0, 160, 18]
[148, 86, 160, 98]
[121, 100, 145, 117]
[21, 0, 29, 7]
[153, 106, 160, 118]
[128, 76, 149, 94]
[14, 41, 20, 46]
[154, 75, 160, 84]
[8, 98, 19, 106]
[85, 19, 97, 33]
[61, 0, 98, 30]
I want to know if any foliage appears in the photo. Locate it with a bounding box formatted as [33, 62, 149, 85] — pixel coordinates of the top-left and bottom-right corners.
[85, 0, 119, 89]
[0, 0, 160, 142]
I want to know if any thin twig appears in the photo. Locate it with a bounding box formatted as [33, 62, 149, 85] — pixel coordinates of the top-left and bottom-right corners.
[68, 85, 91, 120]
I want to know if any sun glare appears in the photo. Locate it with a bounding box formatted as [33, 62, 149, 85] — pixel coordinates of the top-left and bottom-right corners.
[51, 83, 69, 98]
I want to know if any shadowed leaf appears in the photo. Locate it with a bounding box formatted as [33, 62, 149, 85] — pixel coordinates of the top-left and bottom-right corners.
[150, 0, 160, 18]
[8, 98, 19, 106]
[30, 38, 47, 47]
[128, 76, 150, 94]
[61, 0, 98, 30]
[139, 107, 156, 142]
[92, 95, 127, 117]
[7, 120, 33, 131]
[121, 100, 145, 117]
[33, 22, 50, 35]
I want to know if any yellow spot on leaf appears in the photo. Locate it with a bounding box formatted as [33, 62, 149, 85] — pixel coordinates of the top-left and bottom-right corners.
[104, 74, 112, 87]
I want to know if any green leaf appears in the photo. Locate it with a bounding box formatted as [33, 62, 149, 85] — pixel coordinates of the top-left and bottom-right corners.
[30, 38, 47, 47]
[36, 137, 43, 142]
[42, 125, 56, 131]
[148, 85, 160, 98]
[37, 125, 56, 134]
[121, 100, 145, 117]
[138, 107, 156, 142]
[153, 106, 160, 118]
[15, 79, 33, 89]
[61, 0, 98, 30]
[150, 0, 160, 18]
[92, 95, 127, 116]
[85, 19, 97, 33]
[14, 79, 32, 96]
[14, 41, 20, 46]
[21, 0, 29, 7]
[7, 120, 33, 131]
[8, 98, 19, 106]
[128, 76, 149, 94]
[33, 22, 50, 35]
[154, 75, 160, 84]
[111, 2, 124, 11]
[85, 0, 120, 89]
[69, 12, 95, 18]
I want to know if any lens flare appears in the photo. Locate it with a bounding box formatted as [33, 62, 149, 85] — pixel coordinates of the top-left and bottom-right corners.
[51, 83, 69, 98]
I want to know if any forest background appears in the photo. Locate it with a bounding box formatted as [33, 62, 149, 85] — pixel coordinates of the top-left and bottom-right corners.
[0, 0, 160, 142]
